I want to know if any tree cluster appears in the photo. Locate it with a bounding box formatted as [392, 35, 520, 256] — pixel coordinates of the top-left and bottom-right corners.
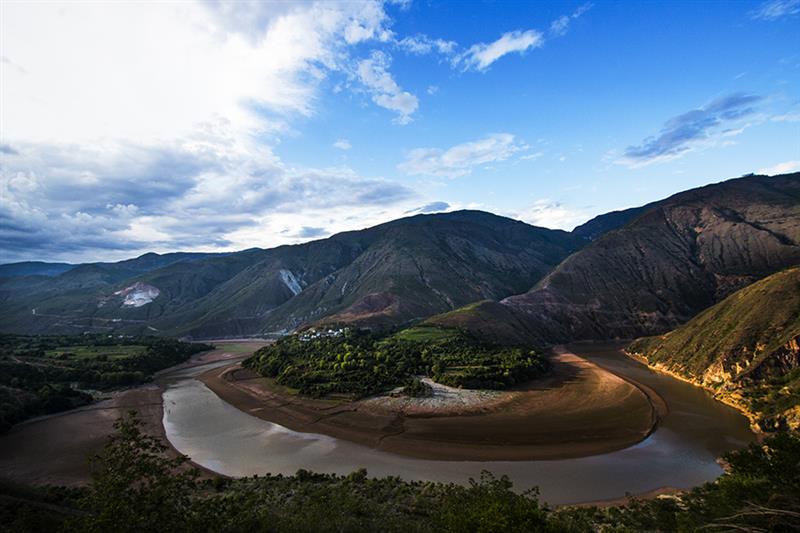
[0, 334, 212, 432]
[244, 326, 548, 398]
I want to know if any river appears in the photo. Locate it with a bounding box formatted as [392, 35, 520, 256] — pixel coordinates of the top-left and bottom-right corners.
[161, 342, 755, 505]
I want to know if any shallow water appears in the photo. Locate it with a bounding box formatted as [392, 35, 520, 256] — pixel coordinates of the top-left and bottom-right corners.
[161, 344, 755, 505]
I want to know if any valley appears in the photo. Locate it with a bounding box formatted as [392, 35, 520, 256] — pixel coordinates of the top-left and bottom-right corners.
[160, 342, 752, 505]
[1, 173, 798, 530]
[200, 345, 659, 461]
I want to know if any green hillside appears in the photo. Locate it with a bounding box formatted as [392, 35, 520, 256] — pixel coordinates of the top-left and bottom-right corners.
[628, 267, 800, 431]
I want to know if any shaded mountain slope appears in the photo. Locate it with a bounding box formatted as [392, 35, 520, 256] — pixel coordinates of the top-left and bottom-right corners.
[0, 211, 584, 338]
[571, 204, 653, 241]
[433, 173, 800, 343]
[0, 262, 75, 278]
[256, 211, 584, 334]
[628, 267, 800, 430]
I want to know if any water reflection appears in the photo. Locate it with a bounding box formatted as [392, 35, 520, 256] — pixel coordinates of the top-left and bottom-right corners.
[162, 345, 755, 505]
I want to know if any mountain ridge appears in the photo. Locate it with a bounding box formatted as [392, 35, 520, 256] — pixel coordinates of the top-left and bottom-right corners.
[3, 173, 799, 342]
[432, 173, 800, 344]
[0, 210, 584, 338]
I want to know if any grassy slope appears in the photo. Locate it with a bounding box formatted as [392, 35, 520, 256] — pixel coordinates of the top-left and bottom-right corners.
[628, 267, 800, 430]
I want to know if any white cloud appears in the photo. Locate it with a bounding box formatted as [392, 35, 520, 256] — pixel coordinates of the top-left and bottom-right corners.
[517, 200, 587, 230]
[399, 133, 525, 177]
[772, 112, 800, 122]
[3, 1, 396, 146]
[757, 160, 800, 175]
[333, 139, 352, 150]
[0, 0, 439, 262]
[0, 132, 421, 262]
[751, 0, 800, 20]
[458, 30, 544, 71]
[549, 3, 592, 36]
[396, 34, 456, 55]
[356, 51, 419, 124]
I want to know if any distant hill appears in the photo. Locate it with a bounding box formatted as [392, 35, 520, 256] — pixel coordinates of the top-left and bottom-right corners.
[0, 262, 75, 278]
[433, 173, 800, 343]
[0, 211, 584, 338]
[628, 267, 800, 431]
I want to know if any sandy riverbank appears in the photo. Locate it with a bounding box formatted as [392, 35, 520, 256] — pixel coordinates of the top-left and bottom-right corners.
[0, 340, 267, 486]
[200, 345, 665, 461]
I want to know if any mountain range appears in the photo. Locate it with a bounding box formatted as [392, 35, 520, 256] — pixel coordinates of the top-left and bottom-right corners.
[0, 211, 584, 337]
[433, 173, 800, 344]
[1, 172, 798, 348]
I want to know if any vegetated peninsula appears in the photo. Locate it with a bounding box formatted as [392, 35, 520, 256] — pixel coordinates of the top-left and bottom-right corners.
[628, 266, 800, 431]
[201, 325, 658, 460]
[243, 325, 548, 397]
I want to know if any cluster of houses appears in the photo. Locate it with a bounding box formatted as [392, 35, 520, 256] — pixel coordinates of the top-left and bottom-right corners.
[298, 327, 348, 342]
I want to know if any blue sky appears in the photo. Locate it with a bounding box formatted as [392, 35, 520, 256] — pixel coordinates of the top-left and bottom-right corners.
[1, 0, 799, 263]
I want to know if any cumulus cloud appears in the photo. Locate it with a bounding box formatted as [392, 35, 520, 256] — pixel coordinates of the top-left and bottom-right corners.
[751, 0, 800, 20]
[396, 5, 591, 73]
[1, 1, 594, 262]
[2, 1, 399, 145]
[333, 139, 352, 150]
[1, 1, 436, 262]
[618, 93, 763, 167]
[0, 126, 420, 262]
[757, 160, 800, 175]
[399, 133, 525, 178]
[458, 30, 544, 71]
[356, 51, 419, 124]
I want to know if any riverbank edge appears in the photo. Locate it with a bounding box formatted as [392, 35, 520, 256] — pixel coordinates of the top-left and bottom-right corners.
[622, 347, 767, 436]
[197, 346, 663, 462]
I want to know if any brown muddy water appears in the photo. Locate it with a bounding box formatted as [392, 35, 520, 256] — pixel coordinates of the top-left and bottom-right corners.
[162, 343, 755, 505]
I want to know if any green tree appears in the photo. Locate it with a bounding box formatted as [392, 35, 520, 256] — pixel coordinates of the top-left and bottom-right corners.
[66, 412, 200, 533]
[434, 472, 553, 533]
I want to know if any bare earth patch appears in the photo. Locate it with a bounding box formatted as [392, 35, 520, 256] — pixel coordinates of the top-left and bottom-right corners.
[363, 378, 506, 415]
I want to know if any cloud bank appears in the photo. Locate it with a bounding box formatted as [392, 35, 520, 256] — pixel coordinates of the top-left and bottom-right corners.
[0, 0, 428, 262]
